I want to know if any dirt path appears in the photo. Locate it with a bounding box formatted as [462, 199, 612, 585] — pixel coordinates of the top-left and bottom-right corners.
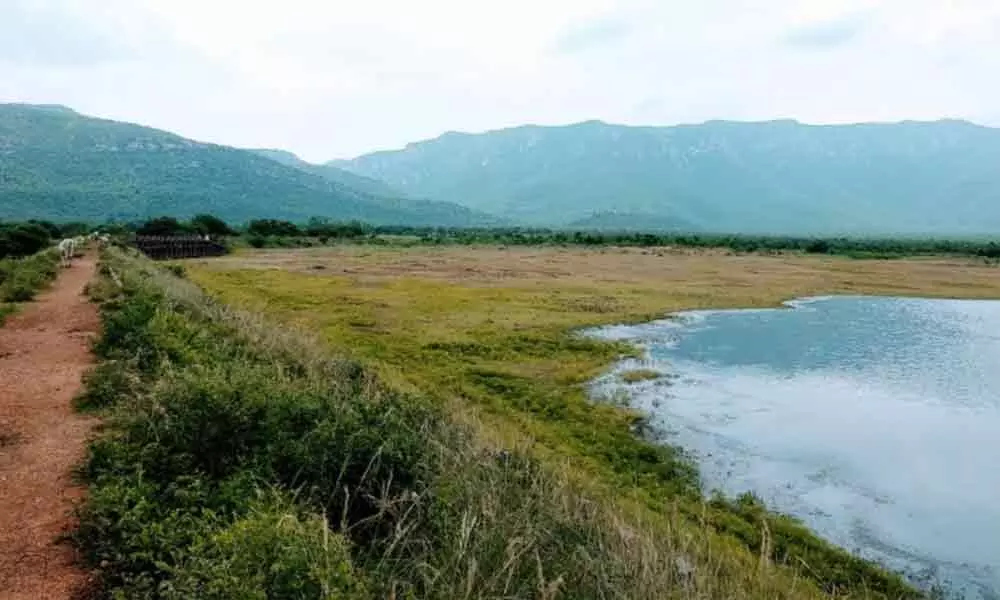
[0, 256, 99, 599]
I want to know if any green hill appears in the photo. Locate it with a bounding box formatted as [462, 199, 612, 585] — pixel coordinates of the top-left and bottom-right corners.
[0, 104, 497, 226]
[336, 119, 1000, 235]
[249, 148, 505, 227]
[250, 148, 404, 198]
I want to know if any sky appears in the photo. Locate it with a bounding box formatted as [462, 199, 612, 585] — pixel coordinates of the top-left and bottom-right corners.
[2, 0, 999, 162]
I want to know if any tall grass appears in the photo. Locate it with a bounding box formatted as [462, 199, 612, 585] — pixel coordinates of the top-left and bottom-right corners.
[74, 248, 919, 599]
[0, 249, 59, 323]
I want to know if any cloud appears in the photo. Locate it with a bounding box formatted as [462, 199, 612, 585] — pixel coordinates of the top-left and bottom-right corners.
[1, 0, 999, 161]
[782, 12, 871, 49]
[553, 18, 633, 54]
[0, 0, 125, 67]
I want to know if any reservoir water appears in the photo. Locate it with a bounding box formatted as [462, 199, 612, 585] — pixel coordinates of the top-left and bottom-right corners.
[591, 296, 1000, 599]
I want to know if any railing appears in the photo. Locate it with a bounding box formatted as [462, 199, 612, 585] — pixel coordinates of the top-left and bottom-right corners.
[131, 235, 228, 260]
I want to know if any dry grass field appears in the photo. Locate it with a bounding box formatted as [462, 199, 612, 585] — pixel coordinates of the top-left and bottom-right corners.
[197, 245, 1000, 297]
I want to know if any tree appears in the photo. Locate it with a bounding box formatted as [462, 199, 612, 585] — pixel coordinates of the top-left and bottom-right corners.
[0, 223, 51, 258]
[27, 220, 61, 239]
[137, 217, 187, 236]
[247, 219, 301, 237]
[305, 218, 368, 239]
[804, 239, 831, 254]
[190, 214, 234, 237]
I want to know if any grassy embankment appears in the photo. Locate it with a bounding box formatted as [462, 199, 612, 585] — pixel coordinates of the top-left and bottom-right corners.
[74, 246, 952, 600]
[0, 249, 59, 324]
[179, 245, 1000, 595]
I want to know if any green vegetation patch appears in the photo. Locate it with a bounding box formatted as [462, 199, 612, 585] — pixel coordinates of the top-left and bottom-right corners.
[82, 248, 889, 599]
[189, 262, 920, 599]
[620, 368, 663, 384]
[0, 249, 59, 323]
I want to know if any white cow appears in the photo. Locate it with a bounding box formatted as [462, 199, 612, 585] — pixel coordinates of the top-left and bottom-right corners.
[57, 238, 76, 267]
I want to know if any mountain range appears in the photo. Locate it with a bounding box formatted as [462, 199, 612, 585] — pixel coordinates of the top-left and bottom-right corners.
[3, 103, 1000, 235]
[337, 119, 1000, 235]
[0, 103, 496, 226]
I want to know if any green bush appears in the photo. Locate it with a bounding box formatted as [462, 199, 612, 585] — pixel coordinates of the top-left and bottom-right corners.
[0, 222, 51, 258]
[0, 250, 59, 305]
[165, 499, 365, 600]
[92, 286, 163, 370]
[75, 361, 136, 412]
[165, 263, 186, 278]
[74, 473, 224, 595]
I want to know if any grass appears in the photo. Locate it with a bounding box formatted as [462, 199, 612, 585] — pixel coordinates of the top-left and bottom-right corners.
[180, 245, 1000, 597]
[0, 249, 59, 324]
[75, 246, 930, 600]
[620, 369, 664, 384]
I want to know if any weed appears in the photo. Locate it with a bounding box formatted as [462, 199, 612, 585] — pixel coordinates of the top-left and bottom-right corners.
[620, 368, 663, 383]
[165, 263, 187, 278]
[164, 496, 365, 600]
[0, 250, 59, 306]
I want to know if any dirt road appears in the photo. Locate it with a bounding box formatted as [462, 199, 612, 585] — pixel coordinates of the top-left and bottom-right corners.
[0, 257, 99, 599]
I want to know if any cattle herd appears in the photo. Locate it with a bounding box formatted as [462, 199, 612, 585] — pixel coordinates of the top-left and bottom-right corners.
[57, 232, 111, 268]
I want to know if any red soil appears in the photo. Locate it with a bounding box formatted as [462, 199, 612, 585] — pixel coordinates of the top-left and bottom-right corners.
[0, 257, 99, 599]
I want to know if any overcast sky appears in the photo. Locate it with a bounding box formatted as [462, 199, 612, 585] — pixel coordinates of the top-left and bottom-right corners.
[2, 0, 999, 161]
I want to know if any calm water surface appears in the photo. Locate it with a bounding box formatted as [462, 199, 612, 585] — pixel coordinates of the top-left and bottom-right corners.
[591, 297, 1000, 599]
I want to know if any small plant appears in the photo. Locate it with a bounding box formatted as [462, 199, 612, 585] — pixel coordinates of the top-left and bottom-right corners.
[620, 368, 662, 384]
[0, 250, 59, 306]
[166, 498, 365, 599]
[75, 361, 136, 411]
[165, 263, 187, 278]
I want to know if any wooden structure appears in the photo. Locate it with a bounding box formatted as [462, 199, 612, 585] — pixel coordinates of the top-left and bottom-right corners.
[131, 235, 228, 260]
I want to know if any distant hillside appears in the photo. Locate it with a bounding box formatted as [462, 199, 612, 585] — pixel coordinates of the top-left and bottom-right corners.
[251, 148, 404, 198]
[249, 148, 503, 227]
[0, 104, 496, 226]
[336, 119, 1000, 235]
[566, 211, 698, 232]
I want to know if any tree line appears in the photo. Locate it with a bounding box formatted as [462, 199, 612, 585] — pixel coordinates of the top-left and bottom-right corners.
[0, 220, 96, 259]
[5, 214, 1000, 260]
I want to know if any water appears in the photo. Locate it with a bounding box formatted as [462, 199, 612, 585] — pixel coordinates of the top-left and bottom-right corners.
[590, 296, 1000, 599]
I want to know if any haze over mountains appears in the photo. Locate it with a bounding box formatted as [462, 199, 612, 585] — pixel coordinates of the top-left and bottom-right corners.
[3, 102, 1000, 236]
[338, 119, 1000, 235]
[0, 103, 496, 226]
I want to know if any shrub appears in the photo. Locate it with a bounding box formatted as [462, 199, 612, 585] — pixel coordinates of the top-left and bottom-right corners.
[165, 499, 365, 600]
[75, 361, 136, 412]
[190, 214, 235, 237]
[0, 222, 51, 258]
[137, 216, 188, 236]
[247, 219, 301, 237]
[0, 250, 59, 304]
[165, 263, 187, 278]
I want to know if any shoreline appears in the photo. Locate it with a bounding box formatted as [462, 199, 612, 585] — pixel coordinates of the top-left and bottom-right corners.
[585, 296, 999, 599]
